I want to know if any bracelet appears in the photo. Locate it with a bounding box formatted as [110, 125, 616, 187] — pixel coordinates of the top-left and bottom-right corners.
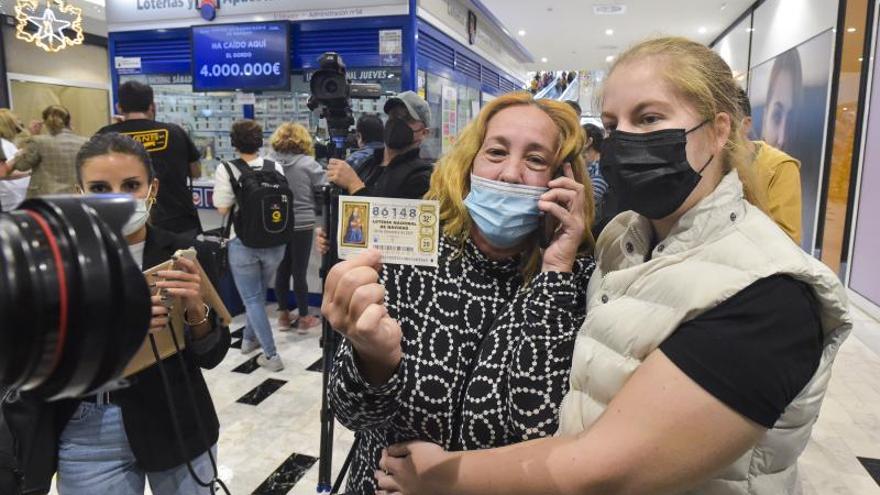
[184, 303, 211, 326]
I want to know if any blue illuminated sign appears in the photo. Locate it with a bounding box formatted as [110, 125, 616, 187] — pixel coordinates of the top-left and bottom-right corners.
[191, 22, 290, 92]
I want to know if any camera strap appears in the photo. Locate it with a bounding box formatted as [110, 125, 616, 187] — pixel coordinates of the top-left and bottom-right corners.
[148, 319, 230, 495]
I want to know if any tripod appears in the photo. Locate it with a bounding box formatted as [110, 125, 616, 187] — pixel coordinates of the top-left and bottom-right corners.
[316, 135, 357, 495]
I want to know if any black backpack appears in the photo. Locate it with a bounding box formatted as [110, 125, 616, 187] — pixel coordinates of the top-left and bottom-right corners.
[222, 158, 294, 248]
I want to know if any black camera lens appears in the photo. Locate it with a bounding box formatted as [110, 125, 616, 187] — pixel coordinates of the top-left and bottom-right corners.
[324, 80, 339, 94]
[0, 196, 151, 400]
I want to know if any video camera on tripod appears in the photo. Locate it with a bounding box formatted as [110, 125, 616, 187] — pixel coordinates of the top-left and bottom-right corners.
[308, 52, 382, 160]
[308, 52, 382, 495]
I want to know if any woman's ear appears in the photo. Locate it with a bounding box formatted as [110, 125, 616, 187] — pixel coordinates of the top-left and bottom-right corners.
[149, 178, 160, 203]
[713, 112, 732, 153]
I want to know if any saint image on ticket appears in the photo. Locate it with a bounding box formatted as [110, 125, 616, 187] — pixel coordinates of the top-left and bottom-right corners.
[339, 201, 369, 248]
[337, 196, 440, 267]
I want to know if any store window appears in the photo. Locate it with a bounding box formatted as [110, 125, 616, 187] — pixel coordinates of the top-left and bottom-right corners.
[120, 68, 401, 176]
[424, 72, 480, 160]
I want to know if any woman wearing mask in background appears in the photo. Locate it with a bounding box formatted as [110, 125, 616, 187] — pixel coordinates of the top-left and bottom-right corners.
[269, 122, 326, 332]
[322, 92, 595, 494]
[0, 105, 86, 198]
[0, 109, 30, 211]
[1, 133, 230, 495]
[376, 37, 850, 495]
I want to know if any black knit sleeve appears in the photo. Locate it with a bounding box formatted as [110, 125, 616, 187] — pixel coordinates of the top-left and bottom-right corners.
[505, 257, 594, 440]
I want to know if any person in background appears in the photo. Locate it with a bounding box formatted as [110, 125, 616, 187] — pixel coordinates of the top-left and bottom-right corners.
[98, 81, 203, 239]
[0, 105, 85, 198]
[268, 122, 326, 332]
[0, 133, 229, 495]
[737, 87, 802, 243]
[317, 92, 434, 254]
[326, 91, 433, 199]
[323, 92, 595, 494]
[213, 120, 287, 372]
[567, 70, 576, 84]
[581, 123, 609, 209]
[530, 74, 540, 94]
[376, 36, 850, 495]
[345, 113, 385, 172]
[0, 109, 30, 211]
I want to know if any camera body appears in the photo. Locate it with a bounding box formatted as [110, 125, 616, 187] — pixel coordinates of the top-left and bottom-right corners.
[307, 52, 382, 157]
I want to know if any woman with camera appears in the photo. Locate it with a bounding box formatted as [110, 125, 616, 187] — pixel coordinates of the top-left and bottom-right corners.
[322, 92, 596, 494]
[0, 133, 230, 495]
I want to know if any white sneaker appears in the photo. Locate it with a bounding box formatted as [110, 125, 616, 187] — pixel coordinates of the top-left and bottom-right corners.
[241, 339, 260, 354]
[257, 353, 284, 372]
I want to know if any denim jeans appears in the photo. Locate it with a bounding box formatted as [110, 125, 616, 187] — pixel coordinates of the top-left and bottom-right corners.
[228, 237, 285, 357]
[57, 402, 217, 495]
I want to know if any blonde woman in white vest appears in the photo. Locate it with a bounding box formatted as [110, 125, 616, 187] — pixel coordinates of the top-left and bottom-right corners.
[374, 37, 852, 495]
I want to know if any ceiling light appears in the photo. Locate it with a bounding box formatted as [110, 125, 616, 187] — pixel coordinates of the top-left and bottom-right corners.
[847, 27, 857, 33]
[517, 29, 526, 36]
[605, 28, 614, 36]
[606, 55, 615, 63]
[843, 107, 849, 111]
[541, 57, 548, 63]
[746, 27, 754, 32]
[698, 26, 708, 34]
[593, 4, 627, 15]
[859, 57, 864, 62]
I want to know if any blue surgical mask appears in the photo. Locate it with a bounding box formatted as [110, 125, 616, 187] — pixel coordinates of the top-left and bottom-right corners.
[463, 174, 548, 249]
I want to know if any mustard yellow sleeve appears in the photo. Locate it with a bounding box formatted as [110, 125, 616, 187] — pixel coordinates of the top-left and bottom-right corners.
[11, 141, 40, 173]
[767, 159, 802, 243]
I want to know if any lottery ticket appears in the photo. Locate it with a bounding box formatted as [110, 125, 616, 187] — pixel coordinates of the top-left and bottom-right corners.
[337, 195, 440, 267]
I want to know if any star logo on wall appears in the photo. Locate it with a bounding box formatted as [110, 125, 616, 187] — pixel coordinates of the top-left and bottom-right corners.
[14, 0, 84, 53]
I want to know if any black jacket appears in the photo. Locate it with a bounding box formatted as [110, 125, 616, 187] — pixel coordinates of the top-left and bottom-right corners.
[353, 147, 433, 199]
[0, 227, 230, 493]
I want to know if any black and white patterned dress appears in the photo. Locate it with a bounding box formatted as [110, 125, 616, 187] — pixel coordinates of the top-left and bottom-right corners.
[329, 235, 594, 494]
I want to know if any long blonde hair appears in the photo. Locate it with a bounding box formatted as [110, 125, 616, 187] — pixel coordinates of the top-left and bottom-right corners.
[427, 91, 595, 279]
[610, 37, 768, 211]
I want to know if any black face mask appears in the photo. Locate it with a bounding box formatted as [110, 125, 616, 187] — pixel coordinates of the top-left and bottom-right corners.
[600, 121, 713, 220]
[384, 118, 415, 150]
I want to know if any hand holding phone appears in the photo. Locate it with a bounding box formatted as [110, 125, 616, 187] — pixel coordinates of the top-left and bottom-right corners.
[539, 166, 566, 249]
[537, 162, 588, 273]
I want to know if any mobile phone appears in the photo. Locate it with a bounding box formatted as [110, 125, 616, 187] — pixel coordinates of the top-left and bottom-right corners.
[539, 166, 566, 249]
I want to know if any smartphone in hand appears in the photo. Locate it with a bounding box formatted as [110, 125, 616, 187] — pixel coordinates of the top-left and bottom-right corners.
[539, 166, 566, 249]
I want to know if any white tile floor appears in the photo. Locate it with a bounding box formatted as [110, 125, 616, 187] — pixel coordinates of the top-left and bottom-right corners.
[51, 303, 880, 494]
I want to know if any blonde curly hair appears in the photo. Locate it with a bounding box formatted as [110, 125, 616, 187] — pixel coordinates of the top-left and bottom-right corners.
[270, 122, 314, 156]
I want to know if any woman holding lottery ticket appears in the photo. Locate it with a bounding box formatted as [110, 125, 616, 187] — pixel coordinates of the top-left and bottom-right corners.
[322, 91, 596, 495]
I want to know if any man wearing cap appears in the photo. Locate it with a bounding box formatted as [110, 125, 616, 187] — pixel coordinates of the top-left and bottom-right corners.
[325, 91, 433, 199]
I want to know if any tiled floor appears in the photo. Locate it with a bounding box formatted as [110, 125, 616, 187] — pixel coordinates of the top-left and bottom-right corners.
[51, 303, 880, 494]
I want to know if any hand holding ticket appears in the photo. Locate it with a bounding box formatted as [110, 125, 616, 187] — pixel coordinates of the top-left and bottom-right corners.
[337, 196, 440, 267]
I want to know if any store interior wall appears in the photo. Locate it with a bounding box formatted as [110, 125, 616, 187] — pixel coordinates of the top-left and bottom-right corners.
[819, 0, 871, 274]
[747, 0, 838, 254]
[713, 13, 753, 88]
[2, 25, 110, 86]
[848, 0, 880, 314]
[2, 25, 110, 135]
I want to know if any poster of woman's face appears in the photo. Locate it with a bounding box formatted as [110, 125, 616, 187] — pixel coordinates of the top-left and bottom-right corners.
[749, 29, 835, 251]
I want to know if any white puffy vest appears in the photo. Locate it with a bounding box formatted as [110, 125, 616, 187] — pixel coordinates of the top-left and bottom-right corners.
[557, 173, 852, 494]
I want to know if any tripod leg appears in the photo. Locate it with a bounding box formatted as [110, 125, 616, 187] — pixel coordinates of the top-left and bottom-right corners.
[317, 184, 340, 494]
[330, 435, 359, 494]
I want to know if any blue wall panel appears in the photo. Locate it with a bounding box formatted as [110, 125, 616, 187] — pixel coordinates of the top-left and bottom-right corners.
[415, 19, 525, 96]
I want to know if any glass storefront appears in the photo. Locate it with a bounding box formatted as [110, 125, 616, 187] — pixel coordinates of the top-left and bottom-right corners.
[121, 68, 402, 177]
